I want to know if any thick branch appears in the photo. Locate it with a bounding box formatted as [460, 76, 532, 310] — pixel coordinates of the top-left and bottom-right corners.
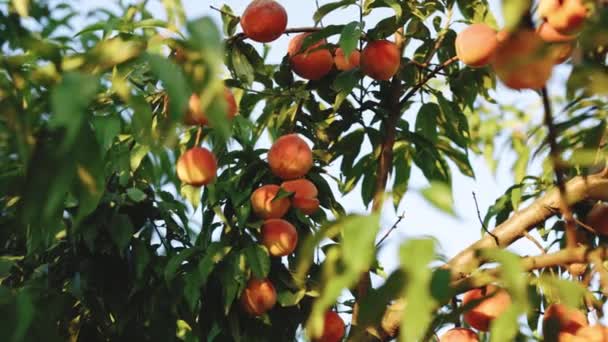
[373, 171, 608, 340]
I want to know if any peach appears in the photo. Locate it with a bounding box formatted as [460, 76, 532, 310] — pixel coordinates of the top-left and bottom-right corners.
[543, 303, 588, 341]
[185, 88, 238, 126]
[261, 219, 298, 257]
[572, 325, 608, 342]
[334, 48, 360, 71]
[360, 40, 401, 81]
[281, 179, 320, 215]
[537, 22, 576, 63]
[240, 0, 287, 43]
[313, 311, 345, 342]
[288, 33, 334, 80]
[491, 29, 554, 90]
[462, 285, 512, 332]
[176, 147, 217, 186]
[585, 203, 608, 236]
[240, 278, 277, 316]
[250, 184, 291, 219]
[540, 0, 587, 34]
[455, 24, 499, 68]
[268, 134, 313, 180]
[440, 328, 479, 342]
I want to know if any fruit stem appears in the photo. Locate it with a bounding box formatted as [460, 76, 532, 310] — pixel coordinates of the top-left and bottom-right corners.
[195, 127, 202, 146]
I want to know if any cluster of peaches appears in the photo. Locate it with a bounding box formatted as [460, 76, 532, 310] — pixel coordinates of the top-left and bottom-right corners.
[455, 0, 588, 90]
[242, 0, 401, 81]
[439, 285, 607, 341]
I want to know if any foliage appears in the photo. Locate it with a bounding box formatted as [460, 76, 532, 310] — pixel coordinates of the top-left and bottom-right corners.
[0, 0, 607, 341]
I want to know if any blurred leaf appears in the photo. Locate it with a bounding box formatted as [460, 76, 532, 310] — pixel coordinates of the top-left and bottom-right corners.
[181, 184, 201, 209]
[126, 188, 147, 202]
[165, 247, 197, 284]
[502, 0, 531, 30]
[199, 242, 233, 286]
[144, 53, 190, 123]
[12, 0, 29, 17]
[400, 239, 436, 342]
[421, 181, 454, 215]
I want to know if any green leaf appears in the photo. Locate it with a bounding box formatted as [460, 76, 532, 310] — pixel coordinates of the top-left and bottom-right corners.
[12, 0, 29, 17]
[415, 103, 439, 144]
[126, 188, 147, 202]
[220, 5, 239, 36]
[313, 0, 357, 24]
[400, 239, 436, 342]
[181, 184, 201, 209]
[50, 73, 99, 151]
[502, 0, 532, 30]
[108, 214, 134, 252]
[165, 247, 197, 284]
[339, 21, 361, 57]
[92, 115, 121, 152]
[219, 251, 247, 314]
[12, 290, 34, 342]
[231, 45, 255, 85]
[198, 242, 233, 286]
[243, 245, 270, 279]
[144, 53, 190, 123]
[421, 181, 454, 215]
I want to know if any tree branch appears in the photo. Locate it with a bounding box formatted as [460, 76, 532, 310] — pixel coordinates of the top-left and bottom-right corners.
[541, 87, 578, 250]
[371, 171, 608, 340]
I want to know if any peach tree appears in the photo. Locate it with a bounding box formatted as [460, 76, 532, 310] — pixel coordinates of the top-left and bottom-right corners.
[0, 0, 607, 341]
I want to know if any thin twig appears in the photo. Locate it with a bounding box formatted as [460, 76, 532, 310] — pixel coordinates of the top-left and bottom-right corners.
[472, 192, 500, 246]
[400, 56, 458, 105]
[195, 127, 202, 146]
[523, 231, 546, 254]
[209, 5, 238, 19]
[376, 212, 406, 247]
[229, 26, 322, 42]
[541, 87, 578, 249]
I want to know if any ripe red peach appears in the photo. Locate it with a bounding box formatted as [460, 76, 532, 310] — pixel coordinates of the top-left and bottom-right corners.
[312, 311, 345, 342]
[176, 147, 217, 186]
[543, 303, 588, 341]
[440, 328, 479, 342]
[281, 179, 320, 215]
[491, 29, 554, 90]
[585, 203, 608, 236]
[268, 134, 313, 180]
[360, 40, 401, 81]
[185, 88, 238, 126]
[261, 219, 298, 257]
[334, 48, 360, 71]
[539, 0, 587, 34]
[240, 278, 277, 316]
[455, 24, 499, 68]
[462, 285, 512, 332]
[240, 0, 287, 43]
[288, 33, 334, 80]
[250, 184, 291, 219]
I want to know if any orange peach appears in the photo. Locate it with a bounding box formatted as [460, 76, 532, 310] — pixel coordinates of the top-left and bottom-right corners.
[334, 48, 360, 71]
[360, 40, 401, 81]
[261, 219, 298, 257]
[281, 179, 320, 215]
[462, 285, 512, 332]
[491, 29, 554, 90]
[176, 147, 217, 186]
[268, 134, 313, 180]
[185, 88, 238, 126]
[572, 325, 608, 342]
[288, 33, 334, 80]
[440, 328, 479, 342]
[250, 184, 291, 219]
[540, 0, 587, 34]
[537, 22, 576, 63]
[240, 0, 287, 43]
[586, 203, 608, 236]
[240, 278, 277, 316]
[313, 311, 345, 342]
[543, 303, 588, 341]
[455, 24, 499, 68]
